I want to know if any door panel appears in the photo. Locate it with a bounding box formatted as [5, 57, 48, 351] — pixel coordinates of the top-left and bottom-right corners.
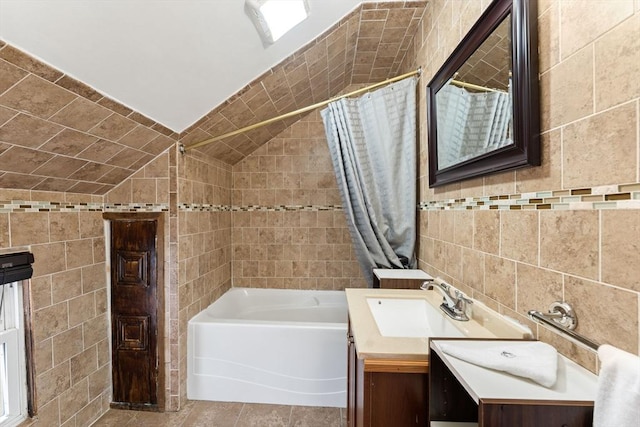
[110, 219, 158, 407]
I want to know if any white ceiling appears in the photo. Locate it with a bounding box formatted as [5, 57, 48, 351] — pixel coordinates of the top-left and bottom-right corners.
[0, 0, 403, 133]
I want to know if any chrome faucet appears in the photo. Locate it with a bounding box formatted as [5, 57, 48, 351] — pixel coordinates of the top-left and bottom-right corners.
[421, 280, 456, 307]
[421, 279, 472, 321]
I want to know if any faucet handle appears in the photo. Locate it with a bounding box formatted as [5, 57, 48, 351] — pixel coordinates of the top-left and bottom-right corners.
[435, 278, 451, 292]
[454, 290, 473, 304]
[454, 290, 473, 317]
[420, 279, 434, 290]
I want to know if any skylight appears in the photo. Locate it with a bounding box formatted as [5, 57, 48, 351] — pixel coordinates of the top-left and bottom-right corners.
[245, 0, 310, 45]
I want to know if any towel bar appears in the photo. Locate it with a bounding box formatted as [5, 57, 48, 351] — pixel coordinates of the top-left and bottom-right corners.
[528, 301, 600, 351]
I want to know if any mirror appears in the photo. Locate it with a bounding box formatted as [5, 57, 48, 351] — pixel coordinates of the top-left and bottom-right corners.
[427, 0, 539, 187]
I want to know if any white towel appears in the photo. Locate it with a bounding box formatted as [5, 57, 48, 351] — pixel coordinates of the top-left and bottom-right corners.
[593, 344, 640, 427]
[439, 341, 558, 387]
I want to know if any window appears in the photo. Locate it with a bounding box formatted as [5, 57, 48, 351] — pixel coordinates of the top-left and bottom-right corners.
[0, 281, 27, 427]
[245, 0, 310, 44]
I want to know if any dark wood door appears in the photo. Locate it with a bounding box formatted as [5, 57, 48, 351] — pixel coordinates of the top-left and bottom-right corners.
[110, 218, 158, 409]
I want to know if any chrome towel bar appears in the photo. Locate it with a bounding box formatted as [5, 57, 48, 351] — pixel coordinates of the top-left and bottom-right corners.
[528, 301, 600, 351]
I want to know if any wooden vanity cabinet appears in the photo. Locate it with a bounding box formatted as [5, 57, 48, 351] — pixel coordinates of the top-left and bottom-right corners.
[347, 321, 429, 427]
[429, 339, 597, 427]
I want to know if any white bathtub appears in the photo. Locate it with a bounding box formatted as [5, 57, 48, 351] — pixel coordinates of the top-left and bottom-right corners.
[187, 287, 348, 407]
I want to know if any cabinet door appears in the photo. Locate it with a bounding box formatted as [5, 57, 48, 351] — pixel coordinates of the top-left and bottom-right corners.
[367, 371, 428, 427]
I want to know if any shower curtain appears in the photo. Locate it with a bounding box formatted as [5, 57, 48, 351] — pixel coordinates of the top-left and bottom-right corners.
[320, 77, 417, 287]
[437, 83, 512, 166]
[436, 84, 470, 169]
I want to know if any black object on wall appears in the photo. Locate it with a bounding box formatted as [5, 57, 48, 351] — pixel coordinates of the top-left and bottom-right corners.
[0, 252, 35, 285]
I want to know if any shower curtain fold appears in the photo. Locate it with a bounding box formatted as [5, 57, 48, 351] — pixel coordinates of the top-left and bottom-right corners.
[321, 77, 417, 287]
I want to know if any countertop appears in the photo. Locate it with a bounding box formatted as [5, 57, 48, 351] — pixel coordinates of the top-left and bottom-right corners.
[372, 268, 433, 280]
[345, 288, 532, 360]
[431, 339, 598, 403]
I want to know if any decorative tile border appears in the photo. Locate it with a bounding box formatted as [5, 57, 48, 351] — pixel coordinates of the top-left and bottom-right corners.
[178, 204, 230, 212]
[0, 201, 169, 213]
[5, 183, 638, 214]
[181, 183, 640, 213]
[104, 203, 169, 213]
[231, 204, 342, 212]
[178, 203, 343, 212]
[419, 183, 640, 211]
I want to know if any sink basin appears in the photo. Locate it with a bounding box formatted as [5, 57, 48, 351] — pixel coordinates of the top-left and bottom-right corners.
[366, 297, 465, 338]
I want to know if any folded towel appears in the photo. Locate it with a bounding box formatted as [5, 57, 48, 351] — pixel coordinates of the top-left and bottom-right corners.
[593, 344, 640, 427]
[439, 341, 558, 387]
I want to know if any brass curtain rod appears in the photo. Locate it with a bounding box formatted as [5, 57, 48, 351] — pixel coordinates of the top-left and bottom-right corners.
[450, 78, 506, 93]
[180, 67, 422, 153]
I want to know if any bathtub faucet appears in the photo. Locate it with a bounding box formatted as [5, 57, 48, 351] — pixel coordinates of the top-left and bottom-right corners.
[420, 279, 472, 321]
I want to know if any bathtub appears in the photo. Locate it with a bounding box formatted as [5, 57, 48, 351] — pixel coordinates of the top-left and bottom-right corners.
[187, 287, 348, 407]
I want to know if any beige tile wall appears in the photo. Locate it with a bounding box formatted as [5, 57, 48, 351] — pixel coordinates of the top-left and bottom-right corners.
[413, 0, 640, 370]
[0, 189, 110, 426]
[176, 151, 232, 406]
[231, 110, 366, 290]
[0, 150, 176, 426]
[104, 149, 180, 410]
[0, 42, 177, 195]
[0, 43, 181, 420]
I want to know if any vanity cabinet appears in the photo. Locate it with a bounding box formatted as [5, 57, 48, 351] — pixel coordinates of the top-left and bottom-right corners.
[429, 339, 598, 427]
[347, 321, 429, 427]
[372, 268, 432, 290]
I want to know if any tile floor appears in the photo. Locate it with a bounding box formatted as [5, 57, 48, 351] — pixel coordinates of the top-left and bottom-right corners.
[92, 401, 346, 427]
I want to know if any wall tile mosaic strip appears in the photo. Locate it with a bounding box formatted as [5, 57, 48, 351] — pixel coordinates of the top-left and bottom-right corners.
[0, 200, 168, 213]
[420, 184, 640, 211]
[178, 204, 230, 212]
[178, 203, 343, 212]
[104, 203, 169, 212]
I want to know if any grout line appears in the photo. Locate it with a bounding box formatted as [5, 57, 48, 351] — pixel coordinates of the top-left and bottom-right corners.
[598, 210, 603, 283]
[592, 43, 596, 114]
[560, 126, 565, 190]
[233, 403, 245, 427]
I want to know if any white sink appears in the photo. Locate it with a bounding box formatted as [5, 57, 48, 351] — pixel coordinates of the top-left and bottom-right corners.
[366, 297, 465, 338]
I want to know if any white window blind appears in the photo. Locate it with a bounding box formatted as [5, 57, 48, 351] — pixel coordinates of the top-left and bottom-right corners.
[0, 281, 27, 427]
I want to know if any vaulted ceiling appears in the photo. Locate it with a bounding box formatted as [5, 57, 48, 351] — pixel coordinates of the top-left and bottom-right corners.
[0, 1, 426, 194]
[180, 2, 426, 163]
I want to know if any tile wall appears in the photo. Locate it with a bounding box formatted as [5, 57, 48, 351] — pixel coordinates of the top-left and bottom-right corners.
[0, 150, 176, 425]
[0, 188, 110, 426]
[1, 40, 184, 422]
[0, 41, 176, 195]
[104, 151, 179, 410]
[231, 110, 366, 290]
[412, 0, 640, 370]
[176, 151, 233, 405]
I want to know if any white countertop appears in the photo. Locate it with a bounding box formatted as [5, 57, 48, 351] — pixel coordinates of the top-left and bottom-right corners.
[431, 339, 598, 403]
[345, 288, 532, 360]
[373, 268, 434, 280]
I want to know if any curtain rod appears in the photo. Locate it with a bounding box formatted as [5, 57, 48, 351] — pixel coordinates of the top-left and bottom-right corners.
[450, 79, 505, 93]
[180, 67, 422, 154]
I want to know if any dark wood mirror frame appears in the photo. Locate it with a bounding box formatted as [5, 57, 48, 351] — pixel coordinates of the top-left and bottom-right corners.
[427, 0, 539, 188]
